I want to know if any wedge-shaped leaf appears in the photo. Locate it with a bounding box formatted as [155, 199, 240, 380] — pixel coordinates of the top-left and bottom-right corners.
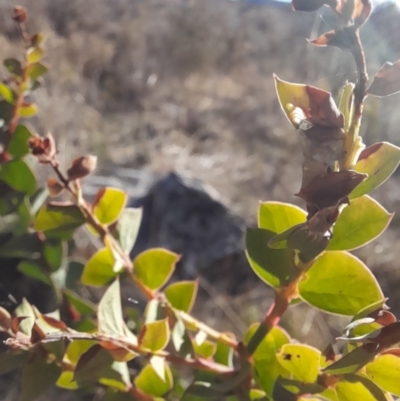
[116, 207, 142, 253]
[368, 60, 400, 97]
[139, 319, 169, 352]
[193, 340, 217, 359]
[0, 82, 16, 104]
[274, 75, 343, 129]
[34, 204, 85, 238]
[27, 62, 49, 81]
[276, 344, 320, 383]
[165, 280, 198, 313]
[18, 261, 51, 285]
[366, 353, 400, 396]
[27, 48, 44, 64]
[64, 289, 96, 316]
[328, 195, 393, 251]
[8, 125, 33, 159]
[74, 344, 113, 383]
[0, 160, 36, 195]
[99, 360, 131, 391]
[19, 104, 38, 118]
[335, 375, 387, 401]
[44, 239, 65, 272]
[3, 58, 22, 76]
[97, 278, 125, 336]
[246, 228, 297, 288]
[245, 324, 290, 397]
[351, 142, 400, 199]
[323, 343, 378, 374]
[299, 251, 384, 315]
[81, 247, 120, 287]
[134, 363, 173, 397]
[15, 298, 35, 337]
[93, 188, 127, 226]
[133, 248, 178, 290]
[21, 357, 61, 401]
[258, 201, 306, 232]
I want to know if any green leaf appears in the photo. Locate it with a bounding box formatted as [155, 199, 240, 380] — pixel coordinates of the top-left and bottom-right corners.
[74, 344, 113, 383]
[335, 377, 385, 401]
[323, 344, 378, 375]
[97, 278, 125, 336]
[165, 280, 198, 313]
[214, 340, 234, 368]
[99, 360, 131, 391]
[0, 160, 36, 195]
[193, 340, 217, 359]
[19, 104, 38, 118]
[133, 248, 178, 290]
[81, 247, 121, 287]
[299, 251, 384, 315]
[366, 353, 400, 396]
[139, 319, 170, 352]
[328, 195, 393, 251]
[21, 357, 61, 401]
[135, 363, 173, 397]
[15, 298, 35, 336]
[27, 47, 44, 64]
[63, 289, 96, 316]
[44, 239, 65, 272]
[93, 187, 127, 226]
[0, 233, 42, 259]
[34, 204, 86, 238]
[276, 344, 320, 383]
[0, 351, 29, 375]
[27, 62, 49, 81]
[0, 82, 16, 104]
[245, 324, 290, 397]
[245, 228, 297, 288]
[258, 201, 306, 232]
[18, 261, 51, 285]
[8, 125, 32, 159]
[275, 377, 325, 396]
[116, 207, 142, 253]
[4, 58, 22, 76]
[350, 142, 400, 199]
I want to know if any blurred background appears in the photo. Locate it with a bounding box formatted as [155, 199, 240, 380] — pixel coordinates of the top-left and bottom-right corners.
[1, 0, 400, 345]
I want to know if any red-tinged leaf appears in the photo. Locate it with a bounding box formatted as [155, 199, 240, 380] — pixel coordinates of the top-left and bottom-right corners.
[367, 60, 400, 97]
[369, 322, 400, 349]
[292, 0, 337, 12]
[309, 28, 353, 51]
[351, 142, 400, 199]
[296, 169, 367, 209]
[274, 75, 344, 130]
[67, 155, 97, 181]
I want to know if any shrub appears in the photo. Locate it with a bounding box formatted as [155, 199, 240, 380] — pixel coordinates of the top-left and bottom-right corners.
[1, 2, 400, 401]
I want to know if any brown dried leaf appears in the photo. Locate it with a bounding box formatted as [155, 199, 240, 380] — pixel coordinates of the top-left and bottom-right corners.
[296, 169, 367, 209]
[12, 6, 27, 23]
[29, 133, 56, 164]
[47, 178, 64, 197]
[41, 315, 68, 331]
[292, 0, 337, 11]
[67, 155, 97, 181]
[367, 60, 400, 97]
